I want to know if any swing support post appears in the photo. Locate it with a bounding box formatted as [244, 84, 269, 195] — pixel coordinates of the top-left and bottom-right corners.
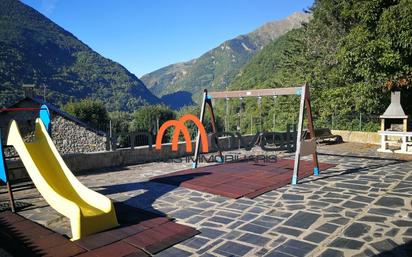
[292, 84, 319, 184]
[192, 90, 223, 168]
[0, 134, 15, 212]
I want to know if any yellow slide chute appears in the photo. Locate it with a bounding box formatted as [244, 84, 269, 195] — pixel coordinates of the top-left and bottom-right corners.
[7, 119, 118, 240]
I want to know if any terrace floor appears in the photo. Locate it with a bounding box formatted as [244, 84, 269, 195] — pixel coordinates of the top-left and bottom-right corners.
[1, 142, 412, 257]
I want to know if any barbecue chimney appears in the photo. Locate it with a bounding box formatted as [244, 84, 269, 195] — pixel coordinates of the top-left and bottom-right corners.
[380, 91, 408, 132]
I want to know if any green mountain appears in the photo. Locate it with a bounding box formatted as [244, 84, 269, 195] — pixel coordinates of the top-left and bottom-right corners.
[0, 0, 160, 111]
[228, 28, 306, 90]
[141, 12, 310, 104]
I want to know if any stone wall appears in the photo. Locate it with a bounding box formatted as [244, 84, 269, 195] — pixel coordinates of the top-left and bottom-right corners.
[52, 116, 108, 154]
[0, 99, 108, 154]
[0, 100, 39, 140]
[5, 140, 196, 180]
[6, 135, 259, 180]
[331, 130, 380, 145]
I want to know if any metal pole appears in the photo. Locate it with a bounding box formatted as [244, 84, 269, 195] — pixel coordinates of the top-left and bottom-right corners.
[6, 181, 15, 212]
[192, 90, 208, 168]
[225, 98, 229, 131]
[273, 95, 276, 132]
[258, 96, 262, 132]
[109, 120, 113, 151]
[304, 84, 320, 175]
[206, 99, 223, 162]
[286, 124, 291, 152]
[1, 132, 15, 212]
[239, 97, 243, 133]
[250, 114, 253, 135]
[292, 85, 306, 185]
[273, 113, 275, 132]
[359, 112, 362, 131]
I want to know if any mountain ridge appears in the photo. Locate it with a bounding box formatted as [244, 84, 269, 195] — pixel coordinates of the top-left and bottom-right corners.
[141, 12, 310, 104]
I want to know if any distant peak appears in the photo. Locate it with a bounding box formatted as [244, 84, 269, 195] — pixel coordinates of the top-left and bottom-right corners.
[249, 12, 310, 42]
[287, 11, 309, 18]
[272, 12, 311, 24]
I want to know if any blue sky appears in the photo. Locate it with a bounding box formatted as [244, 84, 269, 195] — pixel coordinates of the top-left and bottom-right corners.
[22, 0, 314, 77]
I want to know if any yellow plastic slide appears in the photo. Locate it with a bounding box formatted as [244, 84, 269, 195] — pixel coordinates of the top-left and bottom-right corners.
[7, 119, 118, 240]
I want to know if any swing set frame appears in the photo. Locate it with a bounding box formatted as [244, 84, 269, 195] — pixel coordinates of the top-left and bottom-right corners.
[192, 84, 320, 185]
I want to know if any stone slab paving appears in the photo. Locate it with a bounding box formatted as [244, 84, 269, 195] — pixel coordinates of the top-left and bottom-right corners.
[1, 143, 412, 256]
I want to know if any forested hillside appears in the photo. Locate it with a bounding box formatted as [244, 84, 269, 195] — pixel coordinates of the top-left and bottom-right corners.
[0, 0, 160, 111]
[225, 0, 412, 132]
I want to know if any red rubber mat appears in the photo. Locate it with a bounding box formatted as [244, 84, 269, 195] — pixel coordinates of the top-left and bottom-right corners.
[0, 202, 199, 257]
[151, 159, 336, 199]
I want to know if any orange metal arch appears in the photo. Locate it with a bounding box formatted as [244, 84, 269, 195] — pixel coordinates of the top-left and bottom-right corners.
[172, 114, 209, 153]
[155, 120, 192, 152]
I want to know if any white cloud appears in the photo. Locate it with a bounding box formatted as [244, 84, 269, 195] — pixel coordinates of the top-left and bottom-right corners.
[40, 0, 58, 15]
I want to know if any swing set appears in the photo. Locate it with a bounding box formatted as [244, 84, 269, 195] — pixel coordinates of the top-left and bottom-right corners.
[223, 91, 266, 134]
[192, 84, 320, 185]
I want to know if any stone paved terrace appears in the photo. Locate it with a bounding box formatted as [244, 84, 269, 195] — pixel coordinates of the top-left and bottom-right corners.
[1, 143, 412, 257]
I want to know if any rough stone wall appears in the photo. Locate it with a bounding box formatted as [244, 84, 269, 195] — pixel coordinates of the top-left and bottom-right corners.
[0, 101, 39, 140]
[52, 116, 108, 154]
[0, 99, 108, 155]
[331, 130, 380, 145]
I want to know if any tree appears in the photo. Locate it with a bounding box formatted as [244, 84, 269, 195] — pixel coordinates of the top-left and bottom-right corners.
[62, 98, 109, 130]
[177, 104, 224, 135]
[226, 0, 412, 132]
[129, 105, 175, 134]
[108, 111, 132, 147]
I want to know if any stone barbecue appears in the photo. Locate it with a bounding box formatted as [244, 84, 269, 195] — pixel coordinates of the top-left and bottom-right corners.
[380, 91, 408, 132]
